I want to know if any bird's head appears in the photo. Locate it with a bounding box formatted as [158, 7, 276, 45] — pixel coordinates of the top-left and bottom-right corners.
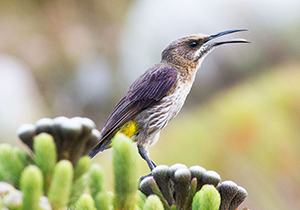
[161, 29, 249, 70]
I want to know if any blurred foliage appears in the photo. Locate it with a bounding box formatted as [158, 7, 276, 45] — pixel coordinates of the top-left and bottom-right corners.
[0, 133, 139, 209]
[192, 185, 220, 210]
[0, 132, 247, 210]
[1, 0, 299, 121]
[0, 0, 134, 119]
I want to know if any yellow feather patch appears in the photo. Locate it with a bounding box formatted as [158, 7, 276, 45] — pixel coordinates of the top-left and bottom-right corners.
[117, 120, 139, 140]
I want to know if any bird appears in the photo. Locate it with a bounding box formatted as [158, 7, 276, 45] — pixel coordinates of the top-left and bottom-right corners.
[89, 29, 249, 171]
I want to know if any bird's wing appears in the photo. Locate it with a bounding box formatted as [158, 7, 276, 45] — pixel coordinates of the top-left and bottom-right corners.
[89, 63, 178, 157]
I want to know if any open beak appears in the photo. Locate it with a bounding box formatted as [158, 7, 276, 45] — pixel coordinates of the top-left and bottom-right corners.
[205, 29, 250, 46]
[194, 29, 250, 60]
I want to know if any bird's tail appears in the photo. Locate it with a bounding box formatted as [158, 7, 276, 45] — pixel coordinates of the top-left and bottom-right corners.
[89, 138, 111, 158]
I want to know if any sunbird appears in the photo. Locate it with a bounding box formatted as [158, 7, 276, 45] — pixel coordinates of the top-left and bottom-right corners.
[89, 29, 249, 171]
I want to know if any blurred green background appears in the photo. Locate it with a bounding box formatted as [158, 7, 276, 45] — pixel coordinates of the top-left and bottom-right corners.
[1, 0, 300, 209]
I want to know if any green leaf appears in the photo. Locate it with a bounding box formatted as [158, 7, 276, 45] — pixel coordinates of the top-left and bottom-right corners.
[170, 206, 177, 210]
[74, 156, 91, 181]
[48, 160, 73, 209]
[94, 191, 110, 210]
[14, 148, 30, 170]
[69, 156, 91, 204]
[143, 195, 164, 210]
[33, 133, 57, 194]
[192, 185, 220, 210]
[0, 144, 28, 188]
[89, 164, 106, 201]
[20, 165, 43, 210]
[137, 190, 147, 210]
[112, 133, 138, 210]
[69, 174, 89, 204]
[184, 177, 197, 209]
[75, 194, 96, 210]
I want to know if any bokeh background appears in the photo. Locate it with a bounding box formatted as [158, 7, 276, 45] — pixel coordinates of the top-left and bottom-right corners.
[1, 0, 300, 209]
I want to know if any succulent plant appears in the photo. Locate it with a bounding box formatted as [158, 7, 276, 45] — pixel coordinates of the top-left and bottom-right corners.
[139, 164, 247, 210]
[17, 116, 100, 164]
[0, 117, 248, 210]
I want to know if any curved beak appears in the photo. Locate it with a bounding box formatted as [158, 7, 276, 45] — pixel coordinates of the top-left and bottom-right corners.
[192, 29, 250, 61]
[205, 29, 250, 46]
[194, 29, 250, 61]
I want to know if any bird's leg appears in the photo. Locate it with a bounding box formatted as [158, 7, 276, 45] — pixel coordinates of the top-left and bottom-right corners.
[138, 145, 156, 171]
[151, 160, 157, 168]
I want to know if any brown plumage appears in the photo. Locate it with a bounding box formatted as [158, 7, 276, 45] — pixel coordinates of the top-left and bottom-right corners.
[89, 29, 249, 171]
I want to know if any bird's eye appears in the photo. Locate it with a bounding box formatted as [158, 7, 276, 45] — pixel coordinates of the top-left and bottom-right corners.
[188, 40, 199, 48]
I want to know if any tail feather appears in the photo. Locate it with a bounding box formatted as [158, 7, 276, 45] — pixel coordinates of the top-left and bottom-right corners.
[89, 120, 138, 158]
[89, 139, 111, 158]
